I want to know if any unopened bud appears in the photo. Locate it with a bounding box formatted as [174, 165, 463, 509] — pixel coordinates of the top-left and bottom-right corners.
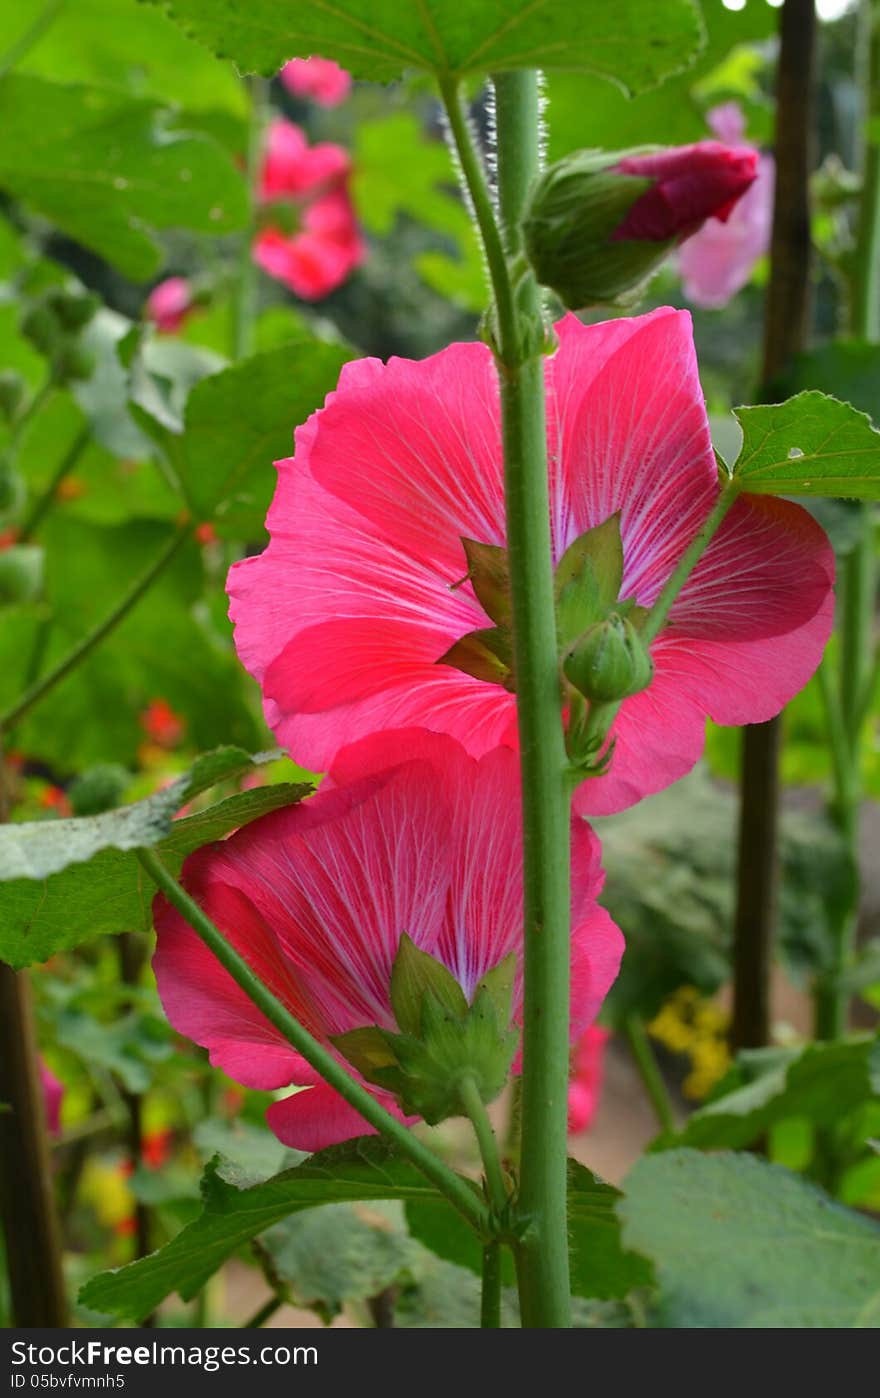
[0, 371, 26, 423]
[524, 141, 758, 308]
[563, 613, 653, 704]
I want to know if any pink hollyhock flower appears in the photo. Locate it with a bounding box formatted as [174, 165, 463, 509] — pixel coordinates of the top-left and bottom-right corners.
[254, 119, 364, 301]
[39, 1059, 64, 1136]
[567, 1025, 609, 1134]
[153, 731, 624, 1152]
[678, 104, 775, 309]
[280, 56, 352, 107]
[612, 141, 758, 243]
[228, 309, 834, 817]
[145, 277, 195, 335]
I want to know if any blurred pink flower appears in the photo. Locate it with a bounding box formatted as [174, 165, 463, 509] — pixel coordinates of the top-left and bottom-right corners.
[39, 1059, 64, 1136]
[153, 730, 623, 1151]
[145, 277, 195, 334]
[280, 56, 351, 107]
[567, 1025, 609, 1134]
[254, 118, 364, 300]
[228, 309, 834, 816]
[678, 103, 775, 309]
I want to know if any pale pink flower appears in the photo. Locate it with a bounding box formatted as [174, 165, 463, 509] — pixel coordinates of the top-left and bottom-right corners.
[567, 1025, 609, 1134]
[153, 731, 623, 1152]
[254, 119, 364, 300]
[280, 57, 352, 107]
[145, 277, 194, 334]
[39, 1059, 64, 1136]
[678, 103, 775, 309]
[228, 309, 834, 817]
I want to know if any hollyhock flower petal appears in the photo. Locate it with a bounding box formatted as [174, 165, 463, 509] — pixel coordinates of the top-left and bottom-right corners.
[259, 119, 350, 201]
[228, 310, 833, 815]
[614, 141, 758, 242]
[567, 1025, 609, 1134]
[280, 57, 352, 107]
[153, 733, 623, 1150]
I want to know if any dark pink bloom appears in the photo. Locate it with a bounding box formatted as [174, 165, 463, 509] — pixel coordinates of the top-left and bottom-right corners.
[567, 1025, 608, 1134]
[678, 104, 775, 309]
[39, 1059, 64, 1136]
[613, 141, 758, 243]
[228, 310, 834, 816]
[145, 277, 194, 335]
[153, 731, 623, 1152]
[280, 56, 352, 107]
[254, 119, 364, 301]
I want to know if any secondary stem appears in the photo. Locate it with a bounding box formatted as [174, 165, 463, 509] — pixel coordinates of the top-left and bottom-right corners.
[0, 521, 191, 733]
[458, 1075, 508, 1216]
[493, 69, 573, 1330]
[480, 1243, 502, 1328]
[231, 76, 268, 361]
[17, 426, 89, 543]
[0, 963, 68, 1325]
[641, 483, 740, 644]
[624, 1014, 676, 1135]
[136, 847, 490, 1238]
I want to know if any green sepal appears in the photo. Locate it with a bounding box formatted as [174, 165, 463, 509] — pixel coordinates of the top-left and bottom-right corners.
[554, 512, 625, 649]
[390, 932, 468, 1038]
[435, 627, 513, 688]
[330, 1025, 400, 1079]
[456, 537, 511, 627]
[473, 953, 517, 1028]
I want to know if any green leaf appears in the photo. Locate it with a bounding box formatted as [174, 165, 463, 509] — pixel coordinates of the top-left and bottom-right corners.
[663, 1037, 880, 1152]
[732, 391, 880, 499]
[79, 1137, 480, 1322]
[144, 0, 703, 92]
[262, 1202, 417, 1323]
[619, 1150, 880, 1327]
[193, 1118, 300, 1187]
[0, 765, 311, 967]
[0, 76, 247, 279]
[0, 0, 246, 115]
[167, 340, 352, 535]
[407, 1159, 649, 1301]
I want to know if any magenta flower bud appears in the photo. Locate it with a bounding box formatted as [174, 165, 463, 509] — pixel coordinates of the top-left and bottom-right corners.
[145, 277, 195, 335]
[524, 141, 758, 307]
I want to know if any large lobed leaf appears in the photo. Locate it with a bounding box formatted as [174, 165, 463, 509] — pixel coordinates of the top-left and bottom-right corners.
[172, 340, 352, 536]
[80, 1137, 480, 1322]
[732, 391, 880, 499]
[0, 75, 246, 279]
[144, 0, 704, 92]
[0, 749, 311, 967]
[620, 1150, 880, 1327]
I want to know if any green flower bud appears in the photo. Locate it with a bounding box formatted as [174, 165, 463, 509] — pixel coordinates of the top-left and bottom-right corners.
[21, 301, 62, 357]
[563, 613, 653, 705]
[0, 465, 25, 524]
[45, 287, 100, 333]
[523, 150, 661, 308]
[52, 344, 95, 385]
[0, 545, 43, 606]
[69, 763, 131, 816]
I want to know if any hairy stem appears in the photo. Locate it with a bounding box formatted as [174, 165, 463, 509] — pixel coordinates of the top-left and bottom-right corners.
[458, 1075, 508, 1216]
[136, 847, 490, 1237]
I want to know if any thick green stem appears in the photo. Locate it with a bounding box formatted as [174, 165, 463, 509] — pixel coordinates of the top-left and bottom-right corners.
[136, 847, 490, 1238]
[624, 1014, 676, 1136]
[493, 69, 572, 1330]
[241, 1293, 284, 1329]
[232, 77, 268, 361]
[480, 1243, 502, 1328]
[0, 521, 191, 733]
[17, 426, 89, 543]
